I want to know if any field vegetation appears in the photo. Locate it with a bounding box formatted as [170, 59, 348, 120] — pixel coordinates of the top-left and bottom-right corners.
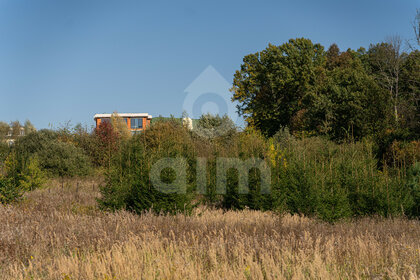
[0, 179, 419, 279]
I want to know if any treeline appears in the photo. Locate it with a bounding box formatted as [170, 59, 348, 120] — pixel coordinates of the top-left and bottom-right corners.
[0, 113, 419, 221]
[98, 117, 420, 222]
[232, 38, 419, 142]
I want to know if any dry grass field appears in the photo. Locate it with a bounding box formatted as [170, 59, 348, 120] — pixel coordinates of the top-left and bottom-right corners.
[0, 179, 419, 280]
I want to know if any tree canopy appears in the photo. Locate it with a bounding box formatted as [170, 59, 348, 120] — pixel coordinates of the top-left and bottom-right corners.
[232, 38, 420, 141]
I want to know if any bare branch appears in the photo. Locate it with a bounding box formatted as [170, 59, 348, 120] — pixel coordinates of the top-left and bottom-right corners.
[414, 9, 420, 46]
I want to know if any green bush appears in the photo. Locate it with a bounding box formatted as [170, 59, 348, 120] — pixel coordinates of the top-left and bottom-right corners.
[13, 130, 92, 178]
[405, 162, 420, 217]
[39, 140, 91, 178]
[99, 120, 196, 214]
[0, 128, 91, 204]
[0, 142, 9, 163]
[0, 177, 24, 204]
[18, 156, 45, 191]
[57, 123, 104, 168]
[270, 132, 412, 221]
[220, 129, 272, 210]
[194, 113, 237, 140]
[0, 152, 46, 203]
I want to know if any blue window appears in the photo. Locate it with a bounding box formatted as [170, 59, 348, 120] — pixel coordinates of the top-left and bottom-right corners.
[130, 118, 143, 129]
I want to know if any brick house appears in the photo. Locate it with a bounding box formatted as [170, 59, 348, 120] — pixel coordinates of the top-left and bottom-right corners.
[94, 113, 152, 135]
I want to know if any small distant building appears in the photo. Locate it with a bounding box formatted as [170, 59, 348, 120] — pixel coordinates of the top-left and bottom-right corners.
[5, 126, 25, 146]
[94, 113, 152, 135]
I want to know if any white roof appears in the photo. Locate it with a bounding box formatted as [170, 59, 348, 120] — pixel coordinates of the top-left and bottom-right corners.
[94, 113, 152, 119]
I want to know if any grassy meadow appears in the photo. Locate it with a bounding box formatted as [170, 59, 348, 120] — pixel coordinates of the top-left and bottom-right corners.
[0, 178, 419, 280]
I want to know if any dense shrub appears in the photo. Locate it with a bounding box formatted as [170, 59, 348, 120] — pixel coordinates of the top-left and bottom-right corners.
[217, 128, 272, 210]
[270, 131, 412, 221]
[17, 156, 45, 191]
[39, 141, 91, 178]
[0, 142, 9, 171]
[0, 151, 46, 204]
[13, 130, 92, 178]
[194, 113, 237, 140]
[99, 120, 196, 214]
[0, 128, 93, 204]
[98, 115, 419, 220]
[14, 129, 59, 155]
[56, 123, 104, 168]
[405, 162, 420, 217]
[0, 176, 24, 204]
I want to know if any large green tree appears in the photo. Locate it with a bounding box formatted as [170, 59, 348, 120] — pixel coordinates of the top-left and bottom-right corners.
[232, 39, 393, 140]
[400, 50, 420, 136]
[309, 47, 392, 140]
[231, 38, 326, 137]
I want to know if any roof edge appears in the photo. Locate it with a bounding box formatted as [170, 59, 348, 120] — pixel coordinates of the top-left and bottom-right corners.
[94, 113, 152, 119]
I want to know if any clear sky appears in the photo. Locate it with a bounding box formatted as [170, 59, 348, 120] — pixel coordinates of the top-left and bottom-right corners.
[0, 0, 418, 129]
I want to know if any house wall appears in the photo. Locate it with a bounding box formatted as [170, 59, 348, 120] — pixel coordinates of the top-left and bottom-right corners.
[95, 117, 151, 132]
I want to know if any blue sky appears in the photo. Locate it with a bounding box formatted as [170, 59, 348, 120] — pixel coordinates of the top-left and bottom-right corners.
[0, 0, 418, 129]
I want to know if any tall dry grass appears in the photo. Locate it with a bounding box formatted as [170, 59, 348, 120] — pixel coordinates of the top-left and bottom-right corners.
[0, 178, 419, 280]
